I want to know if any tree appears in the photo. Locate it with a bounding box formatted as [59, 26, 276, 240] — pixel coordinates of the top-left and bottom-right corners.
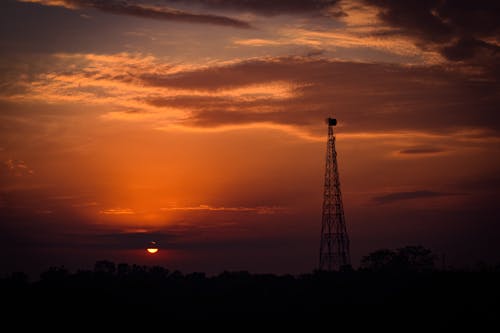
[40, 266, 69, 282]
[360, 248, 396, 271]
[361, 246, 436, 272]
[94, 260, 116, 274]
[394, 245, 436, 272]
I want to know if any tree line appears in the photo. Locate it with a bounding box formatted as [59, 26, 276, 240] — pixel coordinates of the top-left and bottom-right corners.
[1, 245, 499, 322]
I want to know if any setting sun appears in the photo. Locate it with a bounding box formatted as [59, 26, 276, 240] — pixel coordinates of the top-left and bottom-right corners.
[146, 248, 159, 254]
[146, 241, 159, 254]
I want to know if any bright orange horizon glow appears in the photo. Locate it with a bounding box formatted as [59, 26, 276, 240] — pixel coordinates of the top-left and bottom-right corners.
[146, 248, 159, 254]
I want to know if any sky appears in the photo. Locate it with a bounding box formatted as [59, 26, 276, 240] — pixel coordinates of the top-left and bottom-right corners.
[1, 0, 499, 276]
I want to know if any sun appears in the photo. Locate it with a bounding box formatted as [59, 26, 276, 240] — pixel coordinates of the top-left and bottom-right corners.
[146, 241, 159, 254]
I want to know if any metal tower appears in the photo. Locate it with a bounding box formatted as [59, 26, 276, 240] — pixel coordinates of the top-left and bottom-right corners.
[319, 118, 351, 271]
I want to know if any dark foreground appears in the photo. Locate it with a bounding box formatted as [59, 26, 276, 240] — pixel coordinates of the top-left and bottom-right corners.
[2, 264, 499, 325]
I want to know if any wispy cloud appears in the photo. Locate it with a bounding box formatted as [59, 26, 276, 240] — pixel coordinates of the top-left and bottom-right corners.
[2, 52, 499, 143]
[72, 201, 99, 208]
[47, 229, 180, 250]
[220, 2, 441, 65]
[398, 146, 447, 155]
[100, 208, 135, 215]
[160, 0, 342, 16]
[362, 0, 500, 77]
[3, 159, 34, 176]
[373, 190, 463, 204]
[19, 0, 252, 28]
[35, 209, 53, 214]
[156, 122, 323, 142]
[233, 38, 287, 47]
[279, 27, 438, 61]
[161, 204, 285, 215]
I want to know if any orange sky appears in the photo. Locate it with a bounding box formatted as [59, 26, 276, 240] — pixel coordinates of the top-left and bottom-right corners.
[1, 0, 499, 275]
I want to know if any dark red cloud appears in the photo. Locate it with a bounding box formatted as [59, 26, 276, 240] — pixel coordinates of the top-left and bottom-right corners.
[373, 190, 462, 204]
[364, 0, 500, 77]
[398, 147, 446, 155]
[32, 0, 252, 28]
[165, 0, 342, 16]
[139, 57, 500, 134]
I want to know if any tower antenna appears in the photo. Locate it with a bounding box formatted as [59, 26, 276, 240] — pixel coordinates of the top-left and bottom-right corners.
[319, 118, 351, 271]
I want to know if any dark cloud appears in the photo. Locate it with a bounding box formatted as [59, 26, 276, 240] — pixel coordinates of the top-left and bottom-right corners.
[442, 37, 499, 62]
[27, 0, 252, 28]
[451, 176, 500, 194]
[365, 0, 453, 43]
[0, 203, 176, 251]
[373, 190, 461, 204]
[94, 231, 178, 250]
[165, 0, 341, 16]
[139, 57, 500, 134]
[398, 147, 446, 155]
[139, 57, 328, 90]
[364, 0, 500, 77]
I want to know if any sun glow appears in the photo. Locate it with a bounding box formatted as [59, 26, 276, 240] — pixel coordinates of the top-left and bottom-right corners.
[146, 248, 159, 254]
[146, 241, 159, 254]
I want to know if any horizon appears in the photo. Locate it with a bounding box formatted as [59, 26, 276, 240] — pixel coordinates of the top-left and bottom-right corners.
[1, 0, 499, 277]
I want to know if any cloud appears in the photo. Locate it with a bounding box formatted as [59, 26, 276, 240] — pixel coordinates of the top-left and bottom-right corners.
[453, 176, 500, 194]
[19, 0, 252, 28]
[35, 209, 53, 214]
[94, 230, 177, 249]
[1, 226, 179, 250]
[398, 146, 446, 155]
[100, 208, 135, 215]
[3, 159, 34, 176]
[155, 122, 323, 141]
[233, 28, 432, 63]
[3, 53, 500, 141]
[363, 0, 500, 77]
[373, 190, 461, 204]
[277, 27, 439, 62]
[137, 56, 500, 134]
[72, 201, 99, 207]
[160, 204, 285, 215]
[233, 39, 286, 47]
[165, 0, 342, 16]
[138, 57, 313, 91]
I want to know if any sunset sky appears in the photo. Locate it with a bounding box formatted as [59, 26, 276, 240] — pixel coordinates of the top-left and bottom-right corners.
[1, 0, 499, 276]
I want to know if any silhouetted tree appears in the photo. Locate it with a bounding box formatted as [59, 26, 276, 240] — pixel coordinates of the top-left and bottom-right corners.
[169, 270, 184, 280]
[1, 255, 499, 323]
[361, 246, 436, 272]
[40, 266, 69, 282]
[131, 264, 147, 274]
[94, 260, 116, 274]
[361, 248, 396, 271]
[394, 245, 436, 272]
[186, 272, 206, 280]
[148, 265, 169, 280]
[339, 264, 354, 272]
[5, 271, 29, 287]
[117, 263, 130, 276]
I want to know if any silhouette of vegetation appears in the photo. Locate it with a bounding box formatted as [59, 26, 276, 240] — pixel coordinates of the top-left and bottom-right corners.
[360, 245, 436, 272]
[1, 246, 499, 324]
